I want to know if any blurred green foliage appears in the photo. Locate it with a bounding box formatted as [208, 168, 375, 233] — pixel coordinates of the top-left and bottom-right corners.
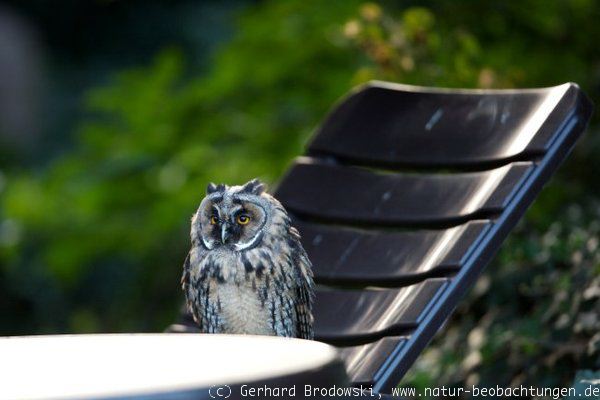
[0, 0, 367, 333]
[404, 204, 600, 394]
[0, 0, 599, 391]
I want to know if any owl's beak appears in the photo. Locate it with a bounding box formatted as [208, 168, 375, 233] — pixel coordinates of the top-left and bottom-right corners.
[221, 223, 230, 244]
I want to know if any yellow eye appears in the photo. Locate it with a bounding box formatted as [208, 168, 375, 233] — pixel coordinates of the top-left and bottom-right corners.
[237, 215, 250, 225]
[210, 216, 218, 225]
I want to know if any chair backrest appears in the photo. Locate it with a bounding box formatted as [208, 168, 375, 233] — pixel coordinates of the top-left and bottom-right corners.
[169, 81, 592, 394]
[273, 81, 592, 393]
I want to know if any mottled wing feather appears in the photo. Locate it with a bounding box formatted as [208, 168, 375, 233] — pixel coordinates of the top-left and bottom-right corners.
[267, 258, 296, 337]
[290, 226, 315, 340]
[181, 252, 204, 332]
[183, 248, 224, 333]
[180, 252, 191, 293]
[195, 277, 221, 333]
[295, 283, 314, 339]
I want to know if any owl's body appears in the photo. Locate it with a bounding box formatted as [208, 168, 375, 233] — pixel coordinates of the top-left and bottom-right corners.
[182, 179, 314, 339]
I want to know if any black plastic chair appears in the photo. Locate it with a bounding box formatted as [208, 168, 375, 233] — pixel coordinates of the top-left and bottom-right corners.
[169, 81, 593, 394]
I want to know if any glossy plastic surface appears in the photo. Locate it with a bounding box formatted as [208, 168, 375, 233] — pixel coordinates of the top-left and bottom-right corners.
[276, 160, 533, 226]
[314, 279, 448, 342]
[169, 81, 593, 394]
[339, 337, 406, 385]
[308, 82, 580, 168]
[293, 219, 490, 284]
[0, 334, 346, 400]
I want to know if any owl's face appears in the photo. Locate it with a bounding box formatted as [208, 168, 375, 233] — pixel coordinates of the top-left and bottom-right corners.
[192, 179, 272, 252]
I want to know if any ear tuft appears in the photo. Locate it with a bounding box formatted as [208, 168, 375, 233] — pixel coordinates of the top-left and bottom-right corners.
[240, 178, 266, 195]
[206, 182, 227, 195]
[206, 182, 217, 194]
[206, 183, 217, 194]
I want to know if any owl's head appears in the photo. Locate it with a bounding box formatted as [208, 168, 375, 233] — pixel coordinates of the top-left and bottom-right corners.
[192, 179, 282, 251]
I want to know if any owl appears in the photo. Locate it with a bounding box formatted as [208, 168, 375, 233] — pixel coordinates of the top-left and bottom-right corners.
[181, 179, 315, 339]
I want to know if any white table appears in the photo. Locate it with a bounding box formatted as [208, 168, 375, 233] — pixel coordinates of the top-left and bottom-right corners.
[0, 333, 347, 399]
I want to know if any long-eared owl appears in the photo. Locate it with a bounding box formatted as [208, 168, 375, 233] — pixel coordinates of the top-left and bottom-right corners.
[181, 179, 315, 339]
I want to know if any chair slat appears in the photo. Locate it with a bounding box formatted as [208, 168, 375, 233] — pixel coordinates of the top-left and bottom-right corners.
[276, 160, 532, 226]
[339, 337, 407, 385]
[292, 218, 490, 284]
[308, 82, 580, 167]
[314, 279, 448, 342]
